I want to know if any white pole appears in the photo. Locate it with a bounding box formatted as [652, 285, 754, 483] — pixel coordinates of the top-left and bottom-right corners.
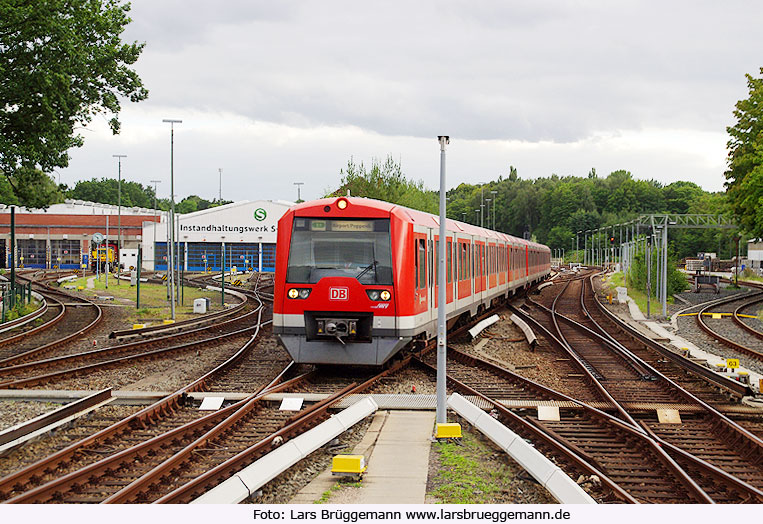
[436, 135, 449, 425]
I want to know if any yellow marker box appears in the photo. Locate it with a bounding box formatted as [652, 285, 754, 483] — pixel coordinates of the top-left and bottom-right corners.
[132, 324, 146, 330]
[435, 423, 462, 439]
[162, 319, 175, 325]
[332, 455, 366, 475]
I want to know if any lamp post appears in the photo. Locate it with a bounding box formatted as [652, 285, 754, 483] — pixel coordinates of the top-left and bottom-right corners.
[162, 118, 182, 320]
[490, 190, 497, 229]
[218, 168, 223, 203]
[485, 198, 491, 229]
[436, 136, 449, 426]
[480, 187, 484, 227]
[150, 180, 161, 271]
[113, 154, 126, 285]
[294, 182, 304, 203]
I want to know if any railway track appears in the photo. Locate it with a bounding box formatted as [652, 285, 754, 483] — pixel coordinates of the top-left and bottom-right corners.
[694, 289, 763, 362]
[0, 344, 410, 503]
[0, 273, 283, 389]
[0, 276, 103, 366]
[0, 306, 262, 389]
[420, 341, 762, 503]
[0, 281, 278, 502]
[514, 274, 763, 501]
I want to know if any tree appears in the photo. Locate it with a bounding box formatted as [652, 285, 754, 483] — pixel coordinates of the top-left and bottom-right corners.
[0, 0, 148, 208]
[10, 168, 63, 208]
[67, 178, 156, 208]
[725, 67, 763, 238]
[329, 156, 437, 213]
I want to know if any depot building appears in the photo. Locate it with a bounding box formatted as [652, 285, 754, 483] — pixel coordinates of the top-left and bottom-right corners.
[0, 200, 159, 269]
[143, 200, 293, 273]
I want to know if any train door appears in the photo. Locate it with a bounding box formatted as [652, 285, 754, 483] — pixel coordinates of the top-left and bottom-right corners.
[432, 234, 452, 309]
[446, 237, 454, 305]
[488, 244, 498, 288]
[480, 243, 486, 293]
[413, 232, 428, 317]
[499, 243, 506, 286]
[525, 246, 530, 279]
[428, 230, 435, 326]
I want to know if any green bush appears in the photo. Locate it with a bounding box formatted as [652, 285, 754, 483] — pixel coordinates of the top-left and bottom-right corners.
[627, 249, 688, 298]
[2, 297, 40, 323]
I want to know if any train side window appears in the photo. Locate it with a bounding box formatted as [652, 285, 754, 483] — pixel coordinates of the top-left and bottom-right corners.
[436, 243, 440, 283]
[447, 240, 452, 284]
[416, 238, 426, 289]
[427, 240, 434, 287]
[467, 243, 471, 280]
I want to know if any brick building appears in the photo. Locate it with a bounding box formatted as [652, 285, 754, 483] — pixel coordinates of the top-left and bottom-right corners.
[0, 200, 160, 269]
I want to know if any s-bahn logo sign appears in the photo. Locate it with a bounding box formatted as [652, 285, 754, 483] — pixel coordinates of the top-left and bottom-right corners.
[253, 208, 267, 221]
[329, 287, 349, 301]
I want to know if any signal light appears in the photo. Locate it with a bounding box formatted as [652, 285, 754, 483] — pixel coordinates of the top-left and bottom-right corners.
[337, 198, 348, 210]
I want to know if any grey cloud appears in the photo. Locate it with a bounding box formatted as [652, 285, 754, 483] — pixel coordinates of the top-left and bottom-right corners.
[120, 1, 761, 143]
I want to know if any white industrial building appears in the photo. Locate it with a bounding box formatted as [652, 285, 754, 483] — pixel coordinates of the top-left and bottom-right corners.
[748, 239, 763, 270]
[142, 200, 294, 273]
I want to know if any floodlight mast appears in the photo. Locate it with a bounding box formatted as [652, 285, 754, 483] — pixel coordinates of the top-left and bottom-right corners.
[112, 154, 126, 286]
[162, 119, 182, 320]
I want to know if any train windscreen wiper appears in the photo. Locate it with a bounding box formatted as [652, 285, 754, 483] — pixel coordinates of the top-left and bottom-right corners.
[356, 260, 378, 281]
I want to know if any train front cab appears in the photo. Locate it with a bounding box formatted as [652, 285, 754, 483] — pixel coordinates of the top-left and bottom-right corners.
[274, 201, 408, 366]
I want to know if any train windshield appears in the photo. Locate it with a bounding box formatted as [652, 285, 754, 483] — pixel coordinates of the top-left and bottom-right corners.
[286, 218, 393, 285]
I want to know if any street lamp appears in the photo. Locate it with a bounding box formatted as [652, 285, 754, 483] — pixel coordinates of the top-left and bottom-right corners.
[112, 154, 126, 285]
[485, 198, 491, 230]
[490, 190, 497, 229]
[480, 187, 484, 227]
[162, 119, 182, 320]
[218, 168, 223, 203]
[294, 182, 304, 202]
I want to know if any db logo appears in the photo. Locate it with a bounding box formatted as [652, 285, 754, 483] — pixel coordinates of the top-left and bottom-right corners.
[329, 287, 349, 300]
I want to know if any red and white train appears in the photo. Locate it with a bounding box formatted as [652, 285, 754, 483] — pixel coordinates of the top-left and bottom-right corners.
[273, 197, 551, 366]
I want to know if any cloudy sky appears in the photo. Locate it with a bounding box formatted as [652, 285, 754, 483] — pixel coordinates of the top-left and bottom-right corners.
[58, 1, 762, 202]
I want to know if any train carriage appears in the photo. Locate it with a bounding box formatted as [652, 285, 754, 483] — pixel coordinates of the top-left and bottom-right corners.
[273, 197, 550, 366]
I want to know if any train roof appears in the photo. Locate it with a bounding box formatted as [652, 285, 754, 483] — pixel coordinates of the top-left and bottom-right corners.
[287, 196, 549, 251]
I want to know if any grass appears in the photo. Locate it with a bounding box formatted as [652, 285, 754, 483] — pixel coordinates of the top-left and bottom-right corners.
[604, 271, 673, 316]
[63, 275, 225, 323]
[429, 430, 510, 504]
[1, 298, 42, 324]
[739, 269, 763, 283]
[314, 480, 362, 504]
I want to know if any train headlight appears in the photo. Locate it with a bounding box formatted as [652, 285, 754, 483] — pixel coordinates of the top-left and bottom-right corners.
[337, 198, 348, 210]
[288, 288, 299, 299]
[366, 290, 391, 301]
[299, 288, 311, 299]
